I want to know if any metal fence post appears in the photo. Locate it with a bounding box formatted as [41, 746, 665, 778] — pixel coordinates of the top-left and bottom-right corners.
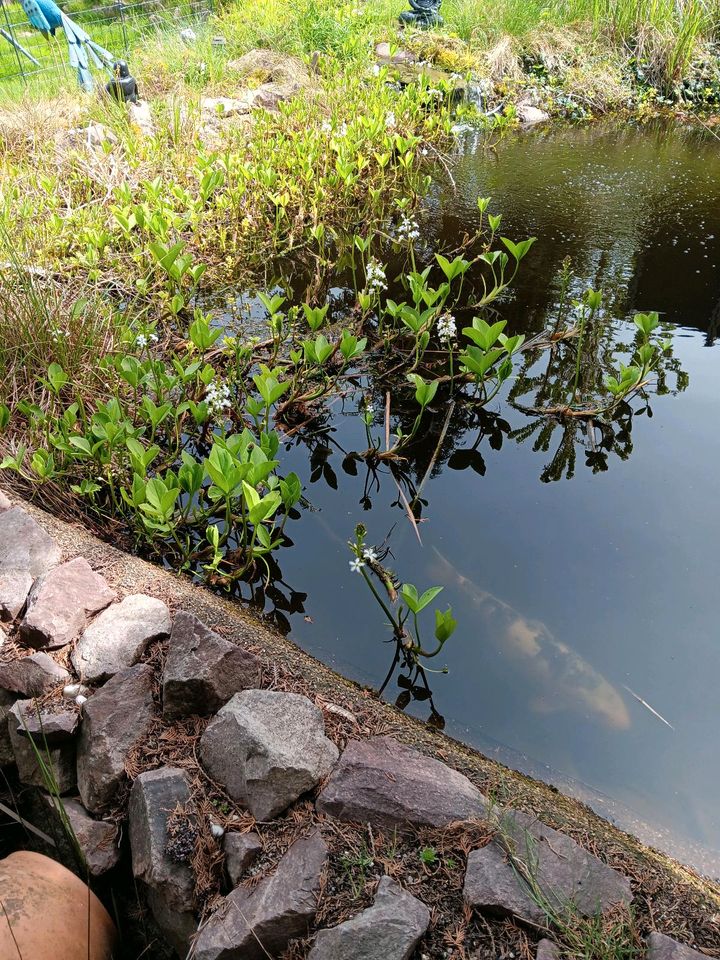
[118, 3, 129, 58]
[1, 7, 27, 85]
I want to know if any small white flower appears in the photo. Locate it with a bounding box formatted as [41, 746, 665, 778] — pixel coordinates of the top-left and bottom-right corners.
[321, 120, 332, 133]
[338, 121, 348, 137]
[421, 147, 429, 156]
[349, 557, 366, 573]
[397, 214, 420, 242]
[365, 258, 387, 294]
[372, 64, 380, 77]
[206, 378, 232, 418]
[437, 312, 457, 343]
[385, 111, 396, 129]
[363, 547, 378, 562]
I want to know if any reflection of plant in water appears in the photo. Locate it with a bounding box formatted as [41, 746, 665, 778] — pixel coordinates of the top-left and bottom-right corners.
[348, 523, 456, 725]
[507, 287, 689, 481]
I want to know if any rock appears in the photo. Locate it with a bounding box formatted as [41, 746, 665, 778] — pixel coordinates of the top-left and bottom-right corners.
[0, 490, 10, 512]
[129, 767, 196, 956]
[162, 612, 262, 721]
[77, 663, 155, 813]
[537, 940, 562, 960]
[0, 508, 61, 578]
[308, 875, 429, 960]
[8, 703, 76, 792]
[0, 690, 16, 765]
[317, 736, 487, 832]
[194, 830, 328, 960]
[11, 698, 79, 744]
[226, 48, 318, 113]
[0, 652, 70, 697]
[463, 810, 632, 922]
[199, 689, 338, 820]
[517, 102, 549, 127]
[375, 41, 416, 64]
[20, 558, 116, 650]
[224, 831, 262, 886]
[647, 932, 706, 960]
[43, 796, 120, 876]
[201, 95, 254, 118]
[0, 569, 34, 621]
[464, 840, 545, 924]
[227, 48, 314, 89]
[72, 594, 171, 683]
[128, 100, 155, 137]
[61, 122, 117, 151]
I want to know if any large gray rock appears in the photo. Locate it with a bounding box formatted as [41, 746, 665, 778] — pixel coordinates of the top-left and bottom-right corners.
[0, 569, 34, 622]
[194, 829, 328, 960]
[20, 557, 116, 649]
[11, 698, 79, 744]
[162, 612, 261, 720]
[72, 594, 171, 683]
[0, 508, 61, 578]
[224, 831, 262, 887]
[464, 810, 632, 922]
[199, 690, 338, 820]
[308, 876, 429, 960]
[0, 652, 70, 697]
[76, 663, 155, 812]
[43, 795, 120, 876]
[317, 736, 487, 832]
[129, 766, 196, 957]
[647, 933, 706, 960]
[8, 702, 76, 792]
[536, 940, 562, 960]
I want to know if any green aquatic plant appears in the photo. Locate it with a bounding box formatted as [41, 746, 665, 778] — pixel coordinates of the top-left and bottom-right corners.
[348, 524, 457, 721]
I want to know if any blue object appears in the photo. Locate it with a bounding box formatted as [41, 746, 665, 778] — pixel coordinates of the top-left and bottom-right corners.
[17, 0, 117, 90]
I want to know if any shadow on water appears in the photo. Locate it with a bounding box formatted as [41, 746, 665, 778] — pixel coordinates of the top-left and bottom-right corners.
[212, 119, 720, 874]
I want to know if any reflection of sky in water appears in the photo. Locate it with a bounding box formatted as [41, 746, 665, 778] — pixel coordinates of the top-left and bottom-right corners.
[219, 122, 720, 874]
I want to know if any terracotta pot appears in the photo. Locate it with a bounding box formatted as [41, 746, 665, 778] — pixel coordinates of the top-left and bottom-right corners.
[0, 850, 117, 959]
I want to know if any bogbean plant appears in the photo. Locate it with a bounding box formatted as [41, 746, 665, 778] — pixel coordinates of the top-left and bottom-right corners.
[348, 524, 456, 723]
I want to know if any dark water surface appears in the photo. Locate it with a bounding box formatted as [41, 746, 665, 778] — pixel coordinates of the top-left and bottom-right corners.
[264, 122, 720, 873]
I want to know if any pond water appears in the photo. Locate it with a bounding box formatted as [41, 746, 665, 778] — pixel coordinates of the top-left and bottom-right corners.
[240, 121, 720, 875]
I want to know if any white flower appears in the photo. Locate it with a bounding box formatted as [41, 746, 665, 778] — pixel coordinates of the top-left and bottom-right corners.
[349, 557, 366, 573]
[397, 214, 420, 242]
[365, 258, 387, 294]
[372, 64, 380, 77]
[206, 379, 232, 417]
[363, 547, 378, 562]
[437, 312, 457, 343]
[134, 332, 158, 350]
[385, 111, 396, 129]
[338, 121, 348, 137]
[321, 120, 332, 133]
[420, 147, 429, 156]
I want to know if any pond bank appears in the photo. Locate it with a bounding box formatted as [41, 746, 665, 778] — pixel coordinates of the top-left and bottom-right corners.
[0, 488, 718, 958]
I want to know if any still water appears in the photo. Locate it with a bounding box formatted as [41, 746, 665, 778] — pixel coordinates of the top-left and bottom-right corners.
[251, 122, 720, 874]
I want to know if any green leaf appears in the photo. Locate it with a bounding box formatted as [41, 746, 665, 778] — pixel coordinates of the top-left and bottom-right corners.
[434, 606, 457, 644]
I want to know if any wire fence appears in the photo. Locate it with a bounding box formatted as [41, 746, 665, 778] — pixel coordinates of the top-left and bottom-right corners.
[0, 0, 214, 87]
